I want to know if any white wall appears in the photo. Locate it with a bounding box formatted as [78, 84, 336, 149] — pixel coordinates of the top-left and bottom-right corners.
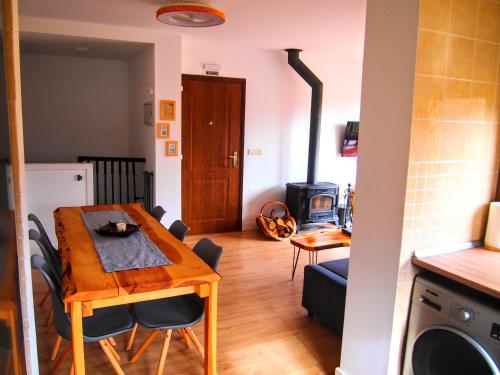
[21, 53, 130, 162]
[337, 1, 419, 374]
[20, 16, 183, 226]
[128, 45, 155, 172]
[182, 38, 362, 230]
[153, 35, 182, 226]
[284, 50, 361, 195]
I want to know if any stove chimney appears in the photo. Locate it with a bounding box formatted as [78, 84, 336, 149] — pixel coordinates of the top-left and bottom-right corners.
[285, 48, 323, 185]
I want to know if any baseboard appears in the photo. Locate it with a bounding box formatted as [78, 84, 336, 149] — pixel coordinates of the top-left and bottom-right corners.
[335, 367, 348, 375]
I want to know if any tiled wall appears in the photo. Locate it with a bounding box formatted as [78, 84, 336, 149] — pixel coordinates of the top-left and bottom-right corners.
[390, 0, 500, 371]
[405, 0, 500, 254]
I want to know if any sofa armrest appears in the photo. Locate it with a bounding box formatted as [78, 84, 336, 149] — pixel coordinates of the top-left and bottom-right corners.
[302, 264, 347, 335]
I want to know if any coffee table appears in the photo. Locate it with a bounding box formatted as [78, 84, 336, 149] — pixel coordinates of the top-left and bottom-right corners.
[290, 229, 351, 280]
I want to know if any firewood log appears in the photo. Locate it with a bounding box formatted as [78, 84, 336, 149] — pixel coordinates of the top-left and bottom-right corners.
[268, 221, 277, 230]
[278, 230, 285, 237]
[276, 218, 287, 230]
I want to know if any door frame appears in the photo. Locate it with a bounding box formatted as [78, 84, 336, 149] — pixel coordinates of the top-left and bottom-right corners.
[181, 74, 246, 232]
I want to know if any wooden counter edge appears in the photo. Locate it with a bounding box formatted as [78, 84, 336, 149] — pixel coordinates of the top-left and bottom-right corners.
[411, 253, 500, 300]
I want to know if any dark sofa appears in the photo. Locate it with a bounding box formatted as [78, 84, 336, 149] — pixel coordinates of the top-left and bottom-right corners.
[302, 258, 349, 335]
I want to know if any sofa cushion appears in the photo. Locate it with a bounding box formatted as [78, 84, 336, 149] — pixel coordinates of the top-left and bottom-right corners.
[318, 258, 349, 279]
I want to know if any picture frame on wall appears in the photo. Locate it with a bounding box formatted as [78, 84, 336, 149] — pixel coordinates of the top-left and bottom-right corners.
[160, 100, 176, 121]
[165, 141, 178, 156]
[143, 102, 153, 126]
[156, 123, 170, 139]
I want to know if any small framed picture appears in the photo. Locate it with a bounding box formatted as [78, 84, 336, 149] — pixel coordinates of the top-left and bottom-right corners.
[143, 102, 153, 126]
[165, 141, 178, 156]
[160, 100, 176, 121]
[156, 123, 170, 139]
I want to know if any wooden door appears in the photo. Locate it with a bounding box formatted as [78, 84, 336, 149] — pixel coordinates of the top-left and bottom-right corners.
[182, 75, 245, 234]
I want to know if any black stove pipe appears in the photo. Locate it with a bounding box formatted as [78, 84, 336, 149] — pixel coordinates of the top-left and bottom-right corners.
[285, 48, 323, 185]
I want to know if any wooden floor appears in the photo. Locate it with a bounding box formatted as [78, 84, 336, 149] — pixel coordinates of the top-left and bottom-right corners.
[33, 231, 350, 375]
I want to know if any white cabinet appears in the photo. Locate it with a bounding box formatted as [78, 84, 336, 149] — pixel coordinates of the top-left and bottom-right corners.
[7, 163, 93, 255]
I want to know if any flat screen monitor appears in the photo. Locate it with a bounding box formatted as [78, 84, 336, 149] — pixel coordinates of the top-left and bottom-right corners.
[342, 121, 359, 157]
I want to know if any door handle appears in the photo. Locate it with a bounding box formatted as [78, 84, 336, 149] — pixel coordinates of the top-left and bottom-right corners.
[228, 151, 238, 168]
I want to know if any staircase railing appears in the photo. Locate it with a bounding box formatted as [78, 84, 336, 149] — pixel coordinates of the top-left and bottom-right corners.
[77, 156, 152, 210]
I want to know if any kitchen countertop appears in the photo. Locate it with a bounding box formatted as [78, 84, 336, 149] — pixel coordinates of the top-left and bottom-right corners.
[412, 247, 500, 300]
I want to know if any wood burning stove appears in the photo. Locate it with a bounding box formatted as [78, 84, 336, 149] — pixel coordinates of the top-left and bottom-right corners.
[286, 182, 339, 229]
[284, 49, 340, 229]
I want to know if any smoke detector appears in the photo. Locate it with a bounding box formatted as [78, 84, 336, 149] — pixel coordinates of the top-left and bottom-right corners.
[156, 2, 225, 27]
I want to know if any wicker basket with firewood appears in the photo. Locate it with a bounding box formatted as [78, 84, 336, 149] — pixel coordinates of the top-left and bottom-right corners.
[256, 201, 297, 241]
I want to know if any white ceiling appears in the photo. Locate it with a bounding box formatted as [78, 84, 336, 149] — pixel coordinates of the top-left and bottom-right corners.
[20, 32, 152, 60]
[19, 0, 367, 60]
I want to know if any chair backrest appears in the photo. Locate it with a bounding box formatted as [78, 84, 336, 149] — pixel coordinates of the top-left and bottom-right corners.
[31, 255, 71, 341]
[28, 213, 62, 272]
[29, 229, 62, 278]
[28, 213, 56, 252]
[169, 220, 190, 242]
[192, 238, 223, 271]
[151, 206, 166, 222]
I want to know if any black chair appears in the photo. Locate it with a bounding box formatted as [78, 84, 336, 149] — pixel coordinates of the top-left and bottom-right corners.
[31, 255, 134, 375]
[28, 214, 62, 276]
[151, 206, 166, 222]
[129, 238, 223, 373]
[168, 220, 190, 242]
[29, 230, 62, 279]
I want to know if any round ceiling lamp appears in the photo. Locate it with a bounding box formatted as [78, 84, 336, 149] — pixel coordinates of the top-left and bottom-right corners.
[156, 3, 225, 27]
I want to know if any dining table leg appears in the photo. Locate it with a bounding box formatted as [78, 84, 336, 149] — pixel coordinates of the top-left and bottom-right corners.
[70, 301, 85, 375]
[205, 281, 218, 375]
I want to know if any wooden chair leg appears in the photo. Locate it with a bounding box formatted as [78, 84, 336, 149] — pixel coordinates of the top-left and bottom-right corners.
[99, 340, 125, 375]
[50, 343, 71, 375]
[39, 289, 50, 307]
[45, 309, 54, 327]
[68, 363, 74, 375]
[129, 329, 159, 364]
[178, 328, 192, 349]
[126, 323, 138, 351]
[108, 337, 117, 347]
[185, 327, 204, 360]
[156, 330, 172, 375]
[4, 353, 11, 375]
[106, 339, 121, 362]
[47, 320, 55, 334]
[50, 335, 62, 361]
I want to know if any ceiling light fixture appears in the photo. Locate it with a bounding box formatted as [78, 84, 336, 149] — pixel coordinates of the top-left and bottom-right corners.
[156, 2, 225, 27]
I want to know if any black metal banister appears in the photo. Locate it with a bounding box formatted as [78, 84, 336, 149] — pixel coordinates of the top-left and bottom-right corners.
[77, 156, 150, 208]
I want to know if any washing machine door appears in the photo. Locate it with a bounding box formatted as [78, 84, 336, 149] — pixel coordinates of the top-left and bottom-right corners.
[412, 326, 499, 375]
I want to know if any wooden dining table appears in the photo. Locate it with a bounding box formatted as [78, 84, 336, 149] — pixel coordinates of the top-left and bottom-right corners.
[54, 203, 221, 375]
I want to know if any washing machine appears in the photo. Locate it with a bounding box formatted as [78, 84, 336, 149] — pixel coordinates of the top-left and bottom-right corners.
[403, 272, 500, 375]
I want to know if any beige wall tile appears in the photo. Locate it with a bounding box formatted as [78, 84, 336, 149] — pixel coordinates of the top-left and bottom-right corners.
[438, 123, 466, 160]
[410, 121, 441, 160]
[413, 76, 445, 119]
[446, 36, 475, 78]
[442, 79, 472, 120]
[473, 42, 499, 82]
[420, 0, 451, 31]
[416, 31, 448, 75]
[477, 0, 500, 43]
[470, 82, 496, 121]
[463, 124, 490, 159]
[488, 123, 500, 158]
[450, 0, 479, 37]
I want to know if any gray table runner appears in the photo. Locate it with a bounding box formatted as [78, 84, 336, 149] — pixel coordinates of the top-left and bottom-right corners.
[81, 210, 171, 272]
